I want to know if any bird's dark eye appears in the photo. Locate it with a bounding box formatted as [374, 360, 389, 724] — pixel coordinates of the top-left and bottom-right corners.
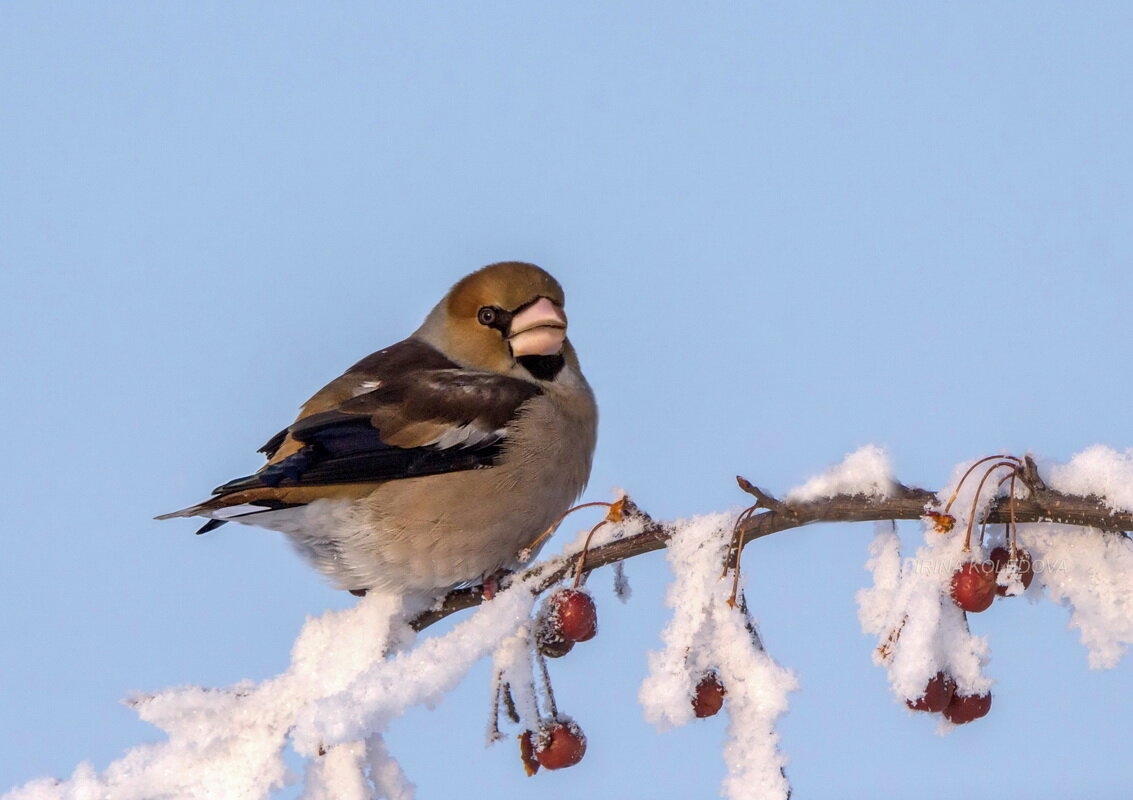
[477, 306, 497, 326]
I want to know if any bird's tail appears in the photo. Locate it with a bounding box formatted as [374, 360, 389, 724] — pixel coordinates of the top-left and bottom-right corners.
[154, 504, 208, 520]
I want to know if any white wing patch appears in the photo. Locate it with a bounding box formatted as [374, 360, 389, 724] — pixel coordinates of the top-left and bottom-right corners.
[428, 421, 507, 450]
[351, 379, 382, 396]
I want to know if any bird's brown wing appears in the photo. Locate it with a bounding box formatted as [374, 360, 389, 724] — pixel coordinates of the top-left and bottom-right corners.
[257, 338, 460, 461]
[212, 339, 542, 494]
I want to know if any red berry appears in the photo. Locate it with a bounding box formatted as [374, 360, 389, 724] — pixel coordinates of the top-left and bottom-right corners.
[518, 731, 540, 776]
[950, 561, 997, 612]
[990, 546, 1035, 596]
[906, 672, 956, 713]
[534, 720, 587, 770]
[546, 589, 597, 643]
[943, 692, 992, 724]
[692, 672, 727, 718]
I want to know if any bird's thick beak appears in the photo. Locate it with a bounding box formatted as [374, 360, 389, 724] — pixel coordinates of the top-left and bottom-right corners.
[509, 297, 567, 357]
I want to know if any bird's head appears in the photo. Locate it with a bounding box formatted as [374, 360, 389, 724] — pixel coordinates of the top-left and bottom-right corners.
[416, 262, 572, 379]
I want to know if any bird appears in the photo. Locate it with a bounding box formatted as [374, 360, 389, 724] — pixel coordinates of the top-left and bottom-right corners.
[157, 262, 598, 597]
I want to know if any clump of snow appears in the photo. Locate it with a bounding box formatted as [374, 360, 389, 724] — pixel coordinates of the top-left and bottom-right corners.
[857, 521, 993, 712]
[365, 734, 415, 800]
[785, 445, 894, 503]
[856, 455, 1011, 720]
[1046, 445, 1133, 514]
[292, 582, 537, 754]
[4, 583, 535, 800]
[640, 512, 797, 800]
[855, 523, 903, 644]
[1025, 447, 1133, 667]
[1017, 524, 1133, 669]
[300, 741, 375, 800]
[299, 735, 414, 800]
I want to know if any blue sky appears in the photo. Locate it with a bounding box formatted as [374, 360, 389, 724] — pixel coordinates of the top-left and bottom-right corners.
[2, 2, 1132, 797]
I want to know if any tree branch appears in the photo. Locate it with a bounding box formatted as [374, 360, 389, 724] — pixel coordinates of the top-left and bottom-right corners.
[410, 476, 1132, 631]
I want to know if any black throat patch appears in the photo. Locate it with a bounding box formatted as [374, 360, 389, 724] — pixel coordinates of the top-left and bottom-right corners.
[516, 354, 565, 381]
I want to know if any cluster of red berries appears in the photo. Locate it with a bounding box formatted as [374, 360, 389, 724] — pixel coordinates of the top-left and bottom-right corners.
[913, 456, 1038, 725]
[935, 455, 1036, 615]
[906, 672, 992, 724]
[950, 545, 1035, 613]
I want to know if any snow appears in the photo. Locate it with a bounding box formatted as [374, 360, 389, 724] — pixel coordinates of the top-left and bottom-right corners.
[856, 520, 993, 712]
[1032, 447, 1133, 668]
[1017, 524, 1133, 669]
[640, 513, 797, 800]
[3, 586, 531, 800]
[300, 741, 373, 800]
[785, 445, 894, 503]
[1046, 445, 1133, 514]
[292, 584, 536, 753]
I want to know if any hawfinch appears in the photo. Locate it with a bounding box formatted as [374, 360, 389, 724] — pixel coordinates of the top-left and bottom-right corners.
[158, 262, 598, 595]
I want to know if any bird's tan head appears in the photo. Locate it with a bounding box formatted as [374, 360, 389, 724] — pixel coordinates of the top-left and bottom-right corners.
[416, 262, 571, 377]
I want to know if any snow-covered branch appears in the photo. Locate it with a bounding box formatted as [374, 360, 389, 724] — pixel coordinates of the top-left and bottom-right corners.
[8, 446, 1133, 800]
[414, 455, 1133, 631]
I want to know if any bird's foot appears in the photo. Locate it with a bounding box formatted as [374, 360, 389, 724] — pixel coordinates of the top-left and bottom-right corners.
[480, 570, 510, 601]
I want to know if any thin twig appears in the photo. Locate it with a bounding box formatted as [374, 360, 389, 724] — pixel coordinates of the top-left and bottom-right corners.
[736, 476, 794, 516]
[489, 673, 505, 742]
[502, 683, 520, 724]
[536, 652, 557, 720]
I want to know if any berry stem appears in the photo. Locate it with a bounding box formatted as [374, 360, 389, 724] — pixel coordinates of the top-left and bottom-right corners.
[536, 651, 558, 719]
[962, 461, 1020, 551]
[572, 519, 610, 588]
[520, 501, 615, 560]
[944, 454, 1022, 515]
[489, 670, 505, 742]
[1008, 472, 1019, 557]
[724, 505, 757, 606]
